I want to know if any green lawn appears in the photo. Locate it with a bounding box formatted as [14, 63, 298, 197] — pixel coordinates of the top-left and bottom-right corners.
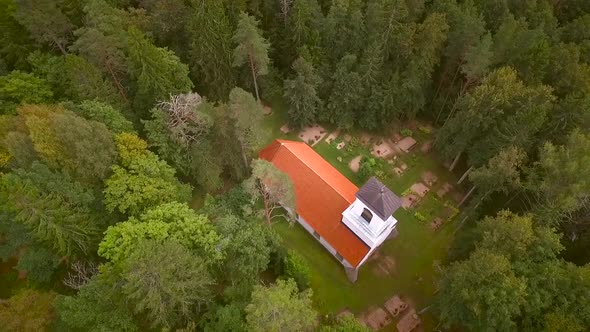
[267, 113, 460, 330]
[274, 209, 454, 330]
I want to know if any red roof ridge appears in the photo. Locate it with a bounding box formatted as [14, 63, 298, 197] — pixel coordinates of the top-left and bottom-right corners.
[272, 140, 358, 203]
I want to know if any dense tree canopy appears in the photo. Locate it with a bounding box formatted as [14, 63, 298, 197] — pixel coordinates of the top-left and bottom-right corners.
[245, 279, 318, 332]
[1, 0, 590, 330]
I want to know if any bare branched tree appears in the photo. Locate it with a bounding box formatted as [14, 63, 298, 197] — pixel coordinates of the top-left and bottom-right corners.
[157, 92, 212, 146]
[63, 261, 99, 290]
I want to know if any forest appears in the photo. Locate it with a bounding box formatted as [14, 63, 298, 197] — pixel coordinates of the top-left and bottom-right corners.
[0, 0, 589, 331]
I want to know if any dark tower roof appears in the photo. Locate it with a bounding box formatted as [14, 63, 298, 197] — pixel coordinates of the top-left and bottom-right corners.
[355, 177, 402, 220]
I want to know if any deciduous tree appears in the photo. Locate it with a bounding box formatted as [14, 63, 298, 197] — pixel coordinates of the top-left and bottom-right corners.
[98, 202, 221, 265]
[0, 289, 56, 332]
[20, 105, 117, 183]
[246, 279, 317, 332]
[0, 71, 53, 115]
[530, 130, 590, 223]
[103, 133, 192, 216]
[56, 276, 138, 332]
[436, 249, 527, 331]
[216, 214, 274, 283]
[120, 240, 214, 328]
[71, 100, 135, 134]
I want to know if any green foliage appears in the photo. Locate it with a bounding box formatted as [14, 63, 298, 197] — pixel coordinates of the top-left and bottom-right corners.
[477, 211, 563, 261]
[62, 55, 124, 107]
[120, 240, 214, 328]
[104, 133, 192, 216]
[358, 157, 377, 182]
[531, 130, 590, 222]
[56, 276, 138, 332]
[400, 128, 413, 137]
[201, 304, 246, 332]
[216, 215, 273, 284]
[245, 279, 318, 332]
[98, 202, 222, 265]
[436, 67, 554, 166]
[0, 0, 35, 71]
[283, 250, 312, 290]
[205, 185, 253, 218]
[436, 249, 527, 331]
[284, 57, 322, 129]
[0, 289, 57, 332]
[288, 0, 324, 62]
[468, 146, 527, 208]
[0, 163, 100, 256]
[413, 211, 427, 223]
[228, 88, 267, 164]
[244, 159, 296, 223]
[20, 104, 117, 183]
[13, 0, 74, 55]
[323, 0, 365, 63]
[187, 0, 234, 100]
[14, 246, 60, 284]
[143, 96, 222, 191]
[437, 211, 590, 331]
[232, 12, 270, 100]
[319, 313, 370, 332]
[72, 100, 135, 134]
[324, 54, 362, 129]
[0, 71, 53, 114]
[127, 27, 193, 113]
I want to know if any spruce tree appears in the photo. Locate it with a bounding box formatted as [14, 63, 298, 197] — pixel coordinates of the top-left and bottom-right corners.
[283, 57, 322, 129]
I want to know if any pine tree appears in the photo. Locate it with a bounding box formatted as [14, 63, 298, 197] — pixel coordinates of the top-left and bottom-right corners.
[72, 0, 133, 103]
[13, 0, 74, 55]
[228, 88, 267, 167]
[232, 12, 271, 102]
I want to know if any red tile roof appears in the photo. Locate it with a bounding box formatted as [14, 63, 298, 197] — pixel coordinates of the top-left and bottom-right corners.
[259, 140, 369, 267]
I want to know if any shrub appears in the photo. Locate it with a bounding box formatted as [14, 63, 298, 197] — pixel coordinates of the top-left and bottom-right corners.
[418, 126, 431, 134]
[374, 169, 386, 180]
[414, 211, 427, 223]
[401, 128, 413, 137]
[358, 157, 377, 182]
[283, 250, 311, 290]
[349, 137, 360, 149]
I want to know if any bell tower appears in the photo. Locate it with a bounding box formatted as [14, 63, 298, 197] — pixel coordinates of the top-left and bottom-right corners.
[341, 177, 401, 251]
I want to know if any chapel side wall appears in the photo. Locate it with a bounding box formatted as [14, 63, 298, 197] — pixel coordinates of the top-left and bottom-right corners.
[297, 216, 353, 268]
